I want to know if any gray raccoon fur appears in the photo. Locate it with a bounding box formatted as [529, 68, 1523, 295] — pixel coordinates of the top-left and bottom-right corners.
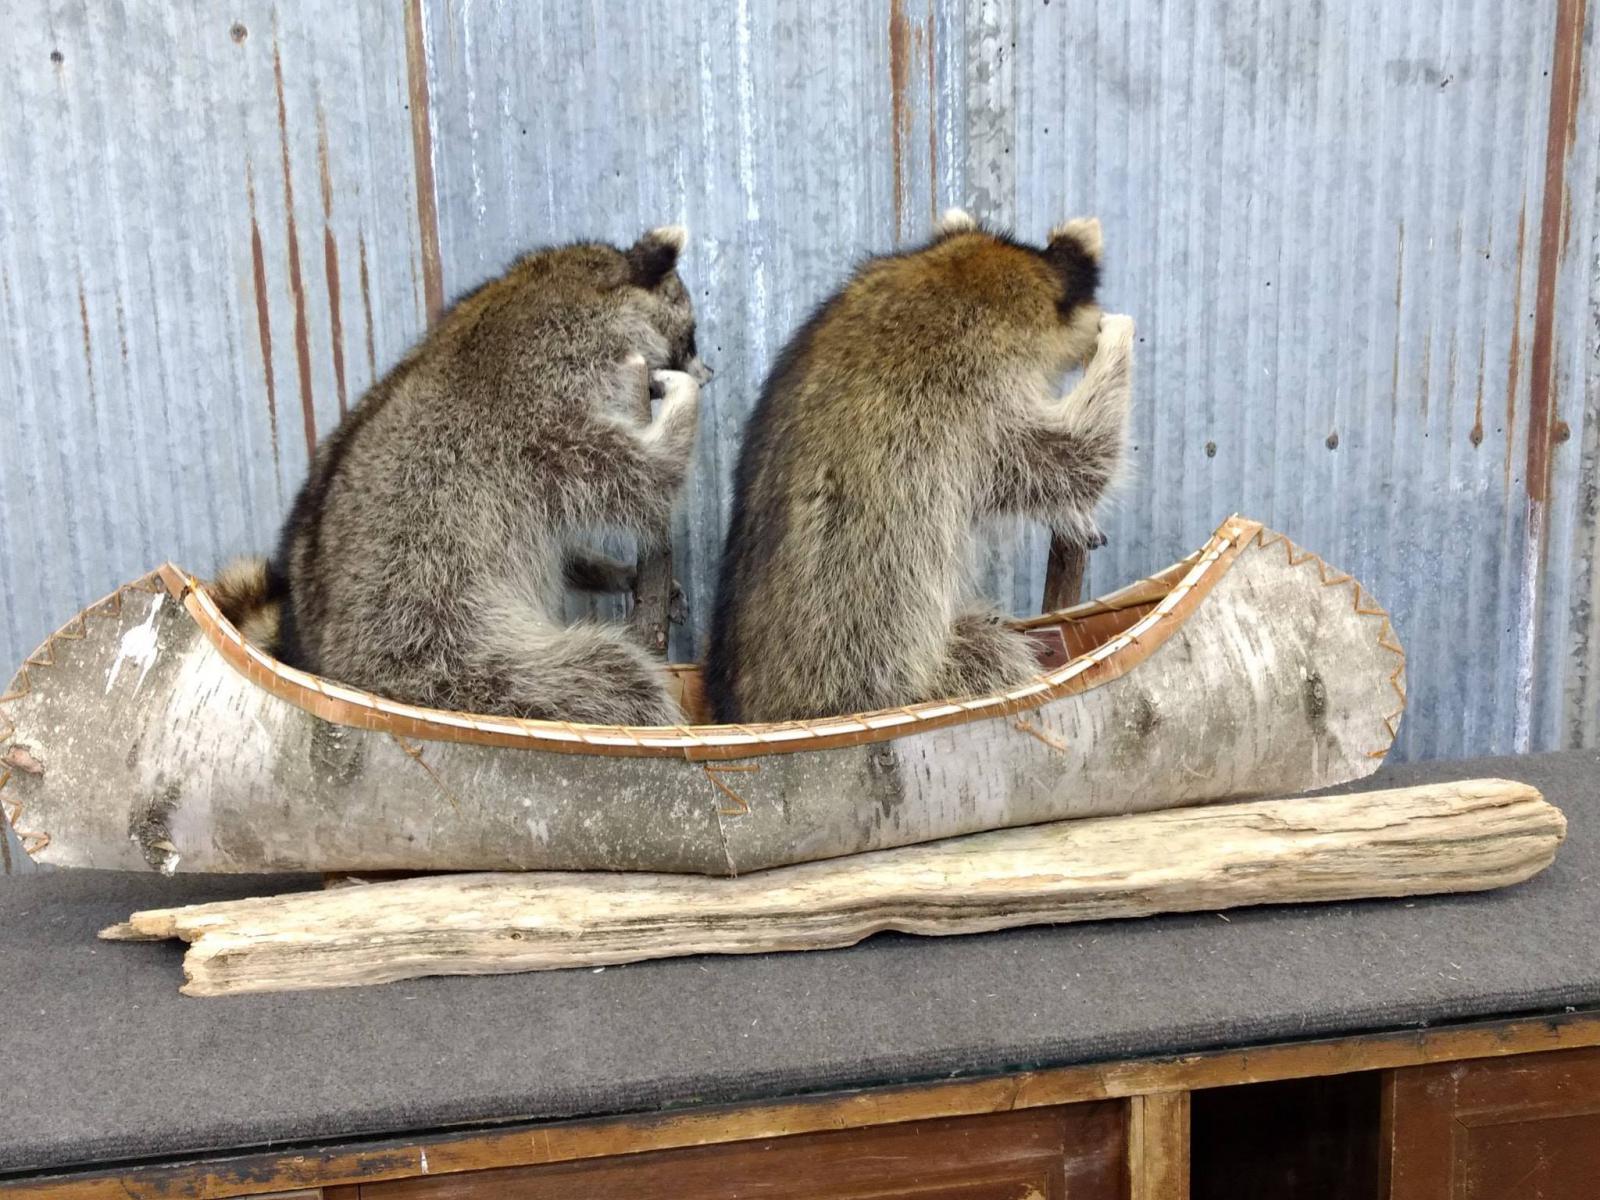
[217, 226, 707, 726]
[704, 211, 1133, 724]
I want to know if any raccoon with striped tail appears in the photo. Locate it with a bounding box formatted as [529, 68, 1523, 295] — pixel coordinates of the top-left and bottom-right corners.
[705, 210, 1133, 724]
[211, 226, 709, 726]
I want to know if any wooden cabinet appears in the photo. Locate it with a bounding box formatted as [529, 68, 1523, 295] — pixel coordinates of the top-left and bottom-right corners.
[353, 1104, 1127, 1200]
[17, 1016, 1600, 1200]
[1383, 1046, 1600, 1199]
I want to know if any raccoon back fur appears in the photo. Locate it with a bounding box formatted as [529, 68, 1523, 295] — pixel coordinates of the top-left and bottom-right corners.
[216, 226, 708, 726]
[704, 211, 1133, 724]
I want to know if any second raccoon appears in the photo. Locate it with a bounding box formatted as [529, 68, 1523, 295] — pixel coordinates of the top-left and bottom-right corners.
[215, 227, 708, 726]
[705, 210, 1134, 724]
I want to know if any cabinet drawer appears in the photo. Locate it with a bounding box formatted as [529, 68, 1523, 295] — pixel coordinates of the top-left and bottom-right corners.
[357, 1103, 1126, 1199]
[1384, 1046, 1600, 1199]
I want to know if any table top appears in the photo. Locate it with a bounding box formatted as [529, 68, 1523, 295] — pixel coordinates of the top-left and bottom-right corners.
[4, 749, 1597, 1176]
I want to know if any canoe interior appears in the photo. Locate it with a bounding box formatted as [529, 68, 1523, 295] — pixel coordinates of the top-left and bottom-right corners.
[659, 600, 1164, 725]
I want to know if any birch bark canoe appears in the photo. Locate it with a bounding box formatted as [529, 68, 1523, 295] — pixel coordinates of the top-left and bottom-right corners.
[1, 516, 1406, 876]
[100, 779, 1564, 997]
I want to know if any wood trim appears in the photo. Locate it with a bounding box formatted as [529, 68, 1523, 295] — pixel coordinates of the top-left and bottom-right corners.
[7, 1011, 1598, 1199]
[1128, 1091, 1190, 1200]
[148, 517, 1264, 760]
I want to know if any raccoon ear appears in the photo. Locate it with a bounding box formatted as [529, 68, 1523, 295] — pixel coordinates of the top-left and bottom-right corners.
[1043, 217, 1103, 311]
[1047, 217, 1103, 264]
[626, 225, 687, 288]
[935, 207, 978, 236]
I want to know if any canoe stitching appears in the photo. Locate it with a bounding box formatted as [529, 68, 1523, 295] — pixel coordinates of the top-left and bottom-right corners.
[1253, 526, 1408, 759]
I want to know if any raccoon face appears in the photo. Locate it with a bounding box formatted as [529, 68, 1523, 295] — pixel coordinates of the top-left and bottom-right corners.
[624, 225, 713, 385]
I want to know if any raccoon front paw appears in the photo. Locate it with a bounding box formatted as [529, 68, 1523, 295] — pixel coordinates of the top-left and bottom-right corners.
[651, 368, 699, 406]
[645, 369, 701, 462]
[1095, 313, 1135, 364]
[1072, 313, 1134, 427]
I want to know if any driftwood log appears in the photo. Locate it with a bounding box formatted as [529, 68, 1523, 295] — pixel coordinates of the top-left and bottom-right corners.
[103, 779, 1563, 997]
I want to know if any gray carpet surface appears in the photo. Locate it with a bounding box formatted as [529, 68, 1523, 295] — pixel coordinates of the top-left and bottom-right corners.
[3, 750, 1597, 1175]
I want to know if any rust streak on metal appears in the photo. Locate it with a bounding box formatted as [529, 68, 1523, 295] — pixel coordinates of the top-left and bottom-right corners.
[274, 36, 317, 456]
[245, 162, 280, 462]
[888, 0, 911, 240]
[323, 229, 347, 418]
[317, 106, 348, 417]
[316, 105, 335, 218]
[1389, 221, 1404, 410]
[405, 0, 445, 325]
[1562, 180, 1574, 251]
[1443, 331, 1457, 425]
[1417, 337, 1431, 420]
[1505, 202, 1527, 489]
[358, 231, 377, 379]
[1525, 0, 1587, 507]
[1469, 339, 1485, 448]
[74, 280, 96, 411]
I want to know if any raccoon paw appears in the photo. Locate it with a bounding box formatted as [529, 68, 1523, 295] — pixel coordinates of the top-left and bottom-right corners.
[651, 368, 699, 407]
[1069, 313, 1134, 425]
[1095, 313, 1135, 364]
[644, 370, 701, 463]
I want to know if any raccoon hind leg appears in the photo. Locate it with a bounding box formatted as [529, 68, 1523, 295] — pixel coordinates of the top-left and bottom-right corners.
[473, 620, 684, 727]
[931, 609, 1041, 702]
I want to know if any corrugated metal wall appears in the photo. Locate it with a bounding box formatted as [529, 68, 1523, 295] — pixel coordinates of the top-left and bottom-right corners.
[3, 1, 1597, 869]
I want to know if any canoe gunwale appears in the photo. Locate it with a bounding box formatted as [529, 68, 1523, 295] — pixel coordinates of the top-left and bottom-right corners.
[149, 518, 1255, 759]
[2, 515, 1404, 770]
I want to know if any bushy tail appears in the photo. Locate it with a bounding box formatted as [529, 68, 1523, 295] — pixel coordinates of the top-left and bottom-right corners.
[208, 557, 288, 653]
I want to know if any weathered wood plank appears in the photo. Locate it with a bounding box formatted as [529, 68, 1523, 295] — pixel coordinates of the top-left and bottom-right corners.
[104, 779, 1563, 996]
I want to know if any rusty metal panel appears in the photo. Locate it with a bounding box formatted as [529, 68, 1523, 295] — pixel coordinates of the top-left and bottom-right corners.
[2, 0, 1597, 877]
[419, 0, 936, 634]
[0, 2, 430, 869]
[419, 0, 1596, 762]
[967, 0, 1600, 764]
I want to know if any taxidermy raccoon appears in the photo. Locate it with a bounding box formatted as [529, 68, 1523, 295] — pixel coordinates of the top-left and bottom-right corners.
[212, 226, 708, 726]
[704, 209, 1133, 724]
